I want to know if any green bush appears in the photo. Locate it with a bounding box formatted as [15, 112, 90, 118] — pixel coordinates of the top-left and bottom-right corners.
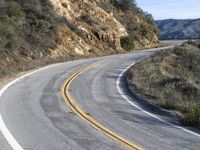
[141, 26, 149, 36]
[6, 1, 22, 17]
[116, 0, 137, 11]
[0, 17, 20, 51]
[120, 36, 135, 51]
[184, 102, 200, 126]
[173, 46, 188, 55]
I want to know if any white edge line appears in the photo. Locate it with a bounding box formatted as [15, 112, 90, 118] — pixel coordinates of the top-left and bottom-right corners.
[116, 62, 200, 138]
[0, 63, 61, 150]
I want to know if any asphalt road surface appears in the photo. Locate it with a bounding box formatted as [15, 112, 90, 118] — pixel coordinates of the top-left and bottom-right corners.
[0, 45, 200, 150]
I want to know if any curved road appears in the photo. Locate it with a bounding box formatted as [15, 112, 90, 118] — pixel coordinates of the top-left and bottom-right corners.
[0, 45, 200, 150]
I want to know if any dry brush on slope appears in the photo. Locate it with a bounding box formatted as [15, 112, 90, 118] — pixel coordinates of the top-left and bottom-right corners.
[127, 40, 200, 127]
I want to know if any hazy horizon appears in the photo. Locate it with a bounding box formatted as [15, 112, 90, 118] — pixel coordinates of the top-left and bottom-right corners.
[137, 0, 200, 20]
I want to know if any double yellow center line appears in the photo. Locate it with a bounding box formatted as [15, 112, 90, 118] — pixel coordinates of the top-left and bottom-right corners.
[61, 62, 143, 150]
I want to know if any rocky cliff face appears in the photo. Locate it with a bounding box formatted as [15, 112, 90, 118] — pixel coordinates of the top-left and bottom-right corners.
[0, 0, 159, 77]
[49, 0, 128, 56]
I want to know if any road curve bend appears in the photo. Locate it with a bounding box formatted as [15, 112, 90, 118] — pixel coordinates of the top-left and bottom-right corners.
[0, 46, 200, 150]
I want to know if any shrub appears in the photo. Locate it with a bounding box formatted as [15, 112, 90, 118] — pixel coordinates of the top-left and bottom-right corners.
[120, 36, 135, 51]
[116, 0, 137, 11]
[6, 1, 22, 17]
[65, 19, 81, 35]
[141, 27, 148, 37]
[173, 46, 188, 55]
[0, 17, 20, 51]
[184, 102, 200, 126]
[80, 14, 95, 26]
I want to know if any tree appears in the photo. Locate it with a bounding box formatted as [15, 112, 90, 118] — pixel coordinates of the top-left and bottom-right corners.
[116, 0, 136, 11]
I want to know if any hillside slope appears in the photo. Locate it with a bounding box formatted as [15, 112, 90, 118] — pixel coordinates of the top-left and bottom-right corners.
[0, 0, 159, 78]
[128, 40, 200, 126]
[156, 18, 200, 40]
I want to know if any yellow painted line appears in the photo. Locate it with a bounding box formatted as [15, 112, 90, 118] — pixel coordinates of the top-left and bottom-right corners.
[61, 62, 143, 150]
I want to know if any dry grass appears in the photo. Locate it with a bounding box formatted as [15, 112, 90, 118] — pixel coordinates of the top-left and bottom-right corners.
[128, 40, 200, 127]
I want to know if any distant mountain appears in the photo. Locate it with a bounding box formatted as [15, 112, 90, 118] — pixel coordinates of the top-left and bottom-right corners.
[156, 18, 200, 40]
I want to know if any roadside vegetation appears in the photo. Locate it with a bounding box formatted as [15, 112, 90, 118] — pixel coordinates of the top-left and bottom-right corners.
[128, 40, 200, 127]
[0, 0, 60, 78]
[0, 1, 21, 52]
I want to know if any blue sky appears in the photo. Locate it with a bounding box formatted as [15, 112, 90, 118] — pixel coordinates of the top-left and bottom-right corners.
[137, 0, 200, 20]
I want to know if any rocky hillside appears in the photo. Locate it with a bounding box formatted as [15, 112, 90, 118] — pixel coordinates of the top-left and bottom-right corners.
[156, 18, 200, 40]
[0, 0, 159, 78]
